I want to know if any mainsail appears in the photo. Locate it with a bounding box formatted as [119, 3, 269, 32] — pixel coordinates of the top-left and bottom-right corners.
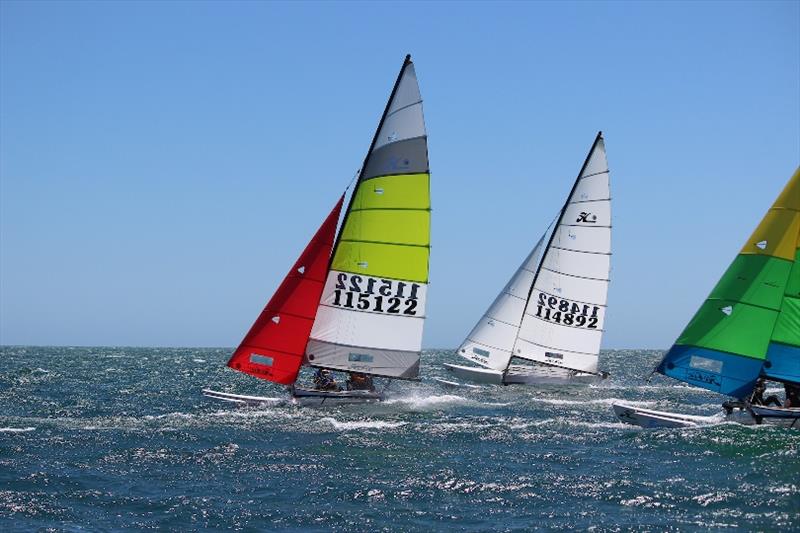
[227, 196, 344, 385]
[455, 132, 611, 375]
[656, 168, 800, 398]
[305, 55, 430, 379]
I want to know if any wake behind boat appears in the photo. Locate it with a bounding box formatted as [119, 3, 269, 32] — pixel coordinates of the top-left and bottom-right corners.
[446, 133, 612, 386]
[206, 55, 432, 406]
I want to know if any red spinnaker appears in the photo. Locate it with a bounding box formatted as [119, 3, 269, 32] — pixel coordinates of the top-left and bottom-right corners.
[227, 195, 344, 385]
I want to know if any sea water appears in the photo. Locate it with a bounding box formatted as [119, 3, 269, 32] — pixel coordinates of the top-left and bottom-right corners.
[1, 347, 798, 531]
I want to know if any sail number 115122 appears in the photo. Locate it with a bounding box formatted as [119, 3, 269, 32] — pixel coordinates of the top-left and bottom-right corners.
[332, 273, 420, 315]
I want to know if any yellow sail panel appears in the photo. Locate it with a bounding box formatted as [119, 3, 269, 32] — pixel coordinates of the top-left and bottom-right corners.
[740, 210, 800, 260]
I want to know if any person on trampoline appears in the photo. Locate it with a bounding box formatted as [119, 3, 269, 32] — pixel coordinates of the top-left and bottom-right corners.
[750, 378, 782, 407]
[312, 368, 339, 391]
[346, 372, 375, 392]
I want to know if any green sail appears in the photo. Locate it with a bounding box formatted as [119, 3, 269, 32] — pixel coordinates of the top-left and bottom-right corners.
[657, 167, 800, 397]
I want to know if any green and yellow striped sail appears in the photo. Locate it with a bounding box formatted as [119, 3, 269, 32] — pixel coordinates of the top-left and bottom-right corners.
[306, 56, 431, 379]
[657, 168, 800, 398]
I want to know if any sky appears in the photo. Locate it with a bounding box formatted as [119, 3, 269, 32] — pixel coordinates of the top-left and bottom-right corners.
[1, 1, 798, 349]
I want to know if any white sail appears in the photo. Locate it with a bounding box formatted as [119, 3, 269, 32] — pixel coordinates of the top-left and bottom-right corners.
[513, 135, 611, 373]
[455, 233, 548, 371]
[306, 56, 431, 380]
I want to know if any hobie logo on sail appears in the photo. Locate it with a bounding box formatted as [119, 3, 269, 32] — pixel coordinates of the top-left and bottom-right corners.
[720, 305, 733, 316]
[576, 212, 597, 223]
[755, 240, 767, 250]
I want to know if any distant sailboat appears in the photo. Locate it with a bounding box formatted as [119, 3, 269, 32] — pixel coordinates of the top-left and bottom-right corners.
[204, 55, 431, 405]
[445, 133, 611, 385]
[614, 167, 800, 427]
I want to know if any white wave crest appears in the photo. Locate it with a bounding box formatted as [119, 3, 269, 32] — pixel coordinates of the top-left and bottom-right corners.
[319, 417, 407, 431]
[0, 427, 36, 433]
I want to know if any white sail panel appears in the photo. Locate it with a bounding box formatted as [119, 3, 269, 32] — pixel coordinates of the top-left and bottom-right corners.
[514, 136, 611, 373]
[310, 269, 427, 353]
[455, 235, 547, 371]
[534, 268, 608, 305]
[387, 63, 422, 115]
[374, 103, 425, 151]
[513, 336, 601, 373]
[562, 200, 611, 228]
[540, 248, 610, 281]
[549, 225, 611, 254]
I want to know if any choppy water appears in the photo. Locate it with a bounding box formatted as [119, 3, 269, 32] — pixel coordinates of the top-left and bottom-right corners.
[1, 347, 798, 531]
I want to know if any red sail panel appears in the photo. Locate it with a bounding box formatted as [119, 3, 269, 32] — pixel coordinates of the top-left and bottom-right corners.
[227, 195, 344, 384]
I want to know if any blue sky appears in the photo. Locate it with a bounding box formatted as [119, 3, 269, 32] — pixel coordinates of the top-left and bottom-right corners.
[1, 1, 798, 348]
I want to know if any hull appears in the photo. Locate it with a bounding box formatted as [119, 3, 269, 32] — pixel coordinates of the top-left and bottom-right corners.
[723, 401, 800, 427]
[202, 389, 283, 406]
[290, 386, 383, 406]
[443, 363, 605, 386]
[613, 402, 800, 429]
[612, 403, 710, 428]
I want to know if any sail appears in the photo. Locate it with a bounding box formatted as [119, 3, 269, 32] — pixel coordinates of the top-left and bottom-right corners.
[227, 196, 345, 385]
[657, 168, 800, 398]
[513, 133, 612, 373]
[306, 55, 430, 379]
[456, 232, 548, 371]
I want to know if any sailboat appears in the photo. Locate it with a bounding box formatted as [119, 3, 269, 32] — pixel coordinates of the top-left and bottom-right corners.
[614, 167, 800, 428]
[444, 133, 612, 385]
[204, 55, 431, 405]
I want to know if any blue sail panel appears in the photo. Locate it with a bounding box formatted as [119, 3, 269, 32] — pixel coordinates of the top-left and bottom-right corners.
[763, 342, 800, 383]
[656, 345, 764, 399]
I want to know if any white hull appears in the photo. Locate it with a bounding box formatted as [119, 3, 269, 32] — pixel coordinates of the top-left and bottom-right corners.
[444, 363, 605, 386]
[202, 389, 284, 406]
[202, 387, 383, 407]
[612, 403, 709, 428]
[613, 402, 800, 429]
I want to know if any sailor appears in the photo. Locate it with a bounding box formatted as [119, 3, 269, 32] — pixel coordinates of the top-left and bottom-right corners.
[751, 378, 782, 407]
[784, 382, 800, 408]
[312, 369, 338, 391]
[347, 372, 375, 392]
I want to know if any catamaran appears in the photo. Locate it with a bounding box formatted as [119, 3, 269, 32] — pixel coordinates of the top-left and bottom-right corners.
[204, 55, 431, 405]
[444, 133, 612, 385]
[614, 167, 800, 428]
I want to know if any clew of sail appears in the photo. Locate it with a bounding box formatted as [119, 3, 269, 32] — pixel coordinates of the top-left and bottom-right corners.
[227, 196, 345, 385]
[455, 232, 549, 371]
[512, 133, 612, 374]
[657, 168, 800, 398]
[306, 55, 430, 379]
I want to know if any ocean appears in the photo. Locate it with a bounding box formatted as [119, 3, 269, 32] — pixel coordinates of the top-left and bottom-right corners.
[1, 346, 798, 531]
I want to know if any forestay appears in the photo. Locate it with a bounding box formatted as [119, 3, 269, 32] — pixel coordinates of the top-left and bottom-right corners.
[657, 168, 800, 398]
[513, 133, 611, 373]
[306, 55, 430, 379]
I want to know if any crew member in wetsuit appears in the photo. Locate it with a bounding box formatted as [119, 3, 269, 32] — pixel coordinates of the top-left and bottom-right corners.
[313, 369, 338, 391]
[784, 382, 800, 408]
[751, 378, 782, 407]
[346, 372, 375, 392]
